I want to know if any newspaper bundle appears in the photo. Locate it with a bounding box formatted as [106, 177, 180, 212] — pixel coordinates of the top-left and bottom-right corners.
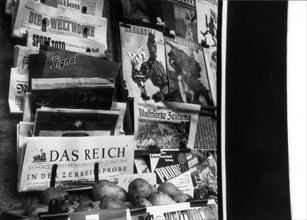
[18, 135, 135, 192]
[134, 100, 200, 150]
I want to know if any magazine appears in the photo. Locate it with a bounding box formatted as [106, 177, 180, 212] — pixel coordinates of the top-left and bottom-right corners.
[26, 29, 107, 57]
[150, 149, 194, 196]
[164, 36, 213, 107]
[196, 0, 218, 47]
[34, 46, 120, 80]
[134, 100, 200, 150]
[33, 108, 121, 137]
[8, 68, 29, 113]
[120, 0, 198, 43]
[12, 0, 107, 42]
[119, 23, 170, 102]
[196, 0, 218, 106]
[18, 135, 135, 192]
[185, 149, 218, 200]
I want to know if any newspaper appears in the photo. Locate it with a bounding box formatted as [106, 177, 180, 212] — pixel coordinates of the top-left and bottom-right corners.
[16, 122, 34, 164]
[31, 77, 113, 90]
[144, 202, 218, 220]
[26, 29, 107, 57]
[119, 23, 170, 102]
[33, 108, 122, 137]
[44, 0, 105, 17]
[134, 100, 200, 150]
[8, 68, 29, 113]
[22, 92, 34, 122]
[14, 45, 38, 69]
[31, 85, 115, 111]
[18, 135, 135, 192]
[68, 209, 129, 220]
[12, 0, 107, 43]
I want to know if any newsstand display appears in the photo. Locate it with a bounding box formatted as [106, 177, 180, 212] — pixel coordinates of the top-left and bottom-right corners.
[1, 0, 221, 219]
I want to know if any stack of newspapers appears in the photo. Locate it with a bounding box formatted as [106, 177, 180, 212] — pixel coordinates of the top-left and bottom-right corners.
[4, 1, 219, 219]
[6, 0, 136, 192]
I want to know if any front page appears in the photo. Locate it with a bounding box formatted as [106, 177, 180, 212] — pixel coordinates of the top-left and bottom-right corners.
[119, 23, 170, 102]
[19, 135, 135, 192]
[134, 100, 200, 150]
[12, 0, 107, 43]
[26, 29, 107, 57]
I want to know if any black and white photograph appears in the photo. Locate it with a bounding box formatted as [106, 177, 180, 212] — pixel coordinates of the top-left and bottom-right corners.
[0, 0, 305, 220]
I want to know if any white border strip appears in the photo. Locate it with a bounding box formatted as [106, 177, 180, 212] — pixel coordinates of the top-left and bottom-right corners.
[221, 0, 228, 219]
[287, 2, 307, 219]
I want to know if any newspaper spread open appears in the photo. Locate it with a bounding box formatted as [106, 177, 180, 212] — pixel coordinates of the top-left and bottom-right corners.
[18, 135, 135, 192]
[26, 29, 107, 57]
[134, 100, 200, 150]
[8, 68, 29, 113]
[12, 0, 107, 44]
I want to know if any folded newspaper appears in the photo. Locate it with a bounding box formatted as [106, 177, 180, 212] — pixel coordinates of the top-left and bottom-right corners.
[27, 29, 107, 57]
[131, 202, 217, 220]
[12, 0, 107, 43]
[42, 0, 105, 17]
[8, 68, 29, 113]
[134, 100, 201, 150]
[18, 135, 135, 192]
[33, 107, 122, 137]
